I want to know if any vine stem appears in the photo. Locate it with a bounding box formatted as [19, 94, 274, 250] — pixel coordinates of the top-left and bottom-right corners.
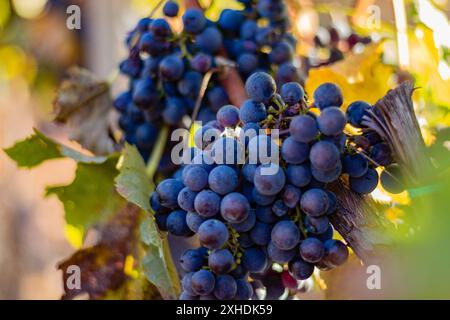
[146, 126, 170, 178]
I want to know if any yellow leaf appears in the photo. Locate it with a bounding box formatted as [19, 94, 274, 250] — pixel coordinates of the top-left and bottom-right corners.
[305, 43, 394, 107]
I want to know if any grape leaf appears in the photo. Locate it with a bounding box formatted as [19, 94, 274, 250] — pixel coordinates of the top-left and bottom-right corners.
[3, 128, 107, 168]
[115, 144, 153, 211]
[53, 67, 116, 155]
[46, 155, 123, 239]
[115, 144, 180, 299]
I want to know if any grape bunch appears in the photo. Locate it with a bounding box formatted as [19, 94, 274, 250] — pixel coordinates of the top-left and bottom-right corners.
[113, 0, 300, 162]
[150, 70, 398, 300]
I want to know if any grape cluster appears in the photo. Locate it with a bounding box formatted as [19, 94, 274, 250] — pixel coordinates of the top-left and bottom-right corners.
[150, 70, 397, 300]
[113, 0, 300, 162]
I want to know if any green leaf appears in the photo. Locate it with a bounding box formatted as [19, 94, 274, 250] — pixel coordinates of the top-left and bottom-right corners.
[141, 219, 180, 300]
[115, 144, 153, 211]
[3, 128, 108, 168]
[115, 143, 180, 299]
[46, 155, 124, 238]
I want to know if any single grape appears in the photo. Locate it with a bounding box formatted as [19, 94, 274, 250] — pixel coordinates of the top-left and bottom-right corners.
[156, 179, 184, 209]
[220, 192, 251, 223]
[245, 72, 276, 103]
[192, 269, 215, 295]
[380, 164, 405, 194]
[208, 249, 235, 274]
[317, 107, 347, 136]
[270, 41, 294, 65]
[311, 161, 342, 183]
[150, 192, 169, 214]
[194, 190, 221, 218]
[282, 185, 302, 208]
[195, 27, 223, 54]
[159, 54, 184, 81]
[213, 275, 237, 300]
[150, 18, 172, 38]
[167, 210, 192, 237]
[289, 115, 318, 143]
[280, 82, 304, 106]
[310, 141, 340, 171]
[163, 1, 179, 17]
[313, 82, 343, 110]
[217, 105, 240, 128]
[162, 97, 186, 125]
[253, 164, 286, 196]
[182, 272, 197, 296]
[180, 248, 206, 272]
[238, 53, 259, 75]
[323, 239, 349, 267]
[182, 165, 209, 192]
[218, 9, 244, 34]
[289, 258, 314, 280]
[346, 101, 371, 128]
[177, 187, 197, 212]
[299, 237, 325, 263]
[182, 8, 207, 34]
[252, 189, 277, 206]
[154, 213, 168, 231]
[343, 153, 369, 178]
[286, 164, 312, 188]
[198, 219, 229, 249]
[239, 100, 267, 124]
[186, 211, 206, 232]
[235, 279, 253, 300]
[272, 199, 289, 217]
[371, 143, 393, 167]
[271, 220, 300, 250]
[281, 136, 310, 164]
[349, 168, 379, 194]
[208, 165, 239, 195]
[300, 188, 330, 217]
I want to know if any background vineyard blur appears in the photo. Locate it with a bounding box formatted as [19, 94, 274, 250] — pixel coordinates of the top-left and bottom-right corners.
[1, 0, 450, 299]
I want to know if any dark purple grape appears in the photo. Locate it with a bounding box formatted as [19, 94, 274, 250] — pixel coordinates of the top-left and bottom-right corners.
[177, 187, 197, 212]
[281, 136, 310, 164]
[380, 164, 405, 194]
[217, 105, 240, 128]
[239, 100, 267, 124]
[271, 220, 300, 250]
[371, 143, 393, 167]
[192, 269, 215, 295]
[289, 258, 314, 280]
[305, 215, 330, 235]
[194, 190, 221, 218]
[220, 192, 251, 223]
[167, 210, 192, 237]
[253, 164, 286, 196]
[213, 275, 237, 300]
[289, 115, 318, 143]
[156, 179, 184, 209]
[299, 237, 324, 263]
[282, 185, 301, 208]
[272, 199, 289, 217]
[323, 239, 349, 267]
[163, 1, 179, 17]
[280, 82, 304, 106]
[349, 168, 379, 194]
[159, 54, 184, 81]
[182, 165, 208, 191]
[245, 72, 276, 103]
[286, 164, 312, 187]
[235, 279, 253, 300]
[198, 219, 229, 249]
[209, 249, 235, 274]
[343, 153, 369, 178]
[313, 83, 343, 110]
[196, 27, 223, 54]
[186, 211, 206, 232]
[317, 107, 347, 136]
[208, 165, 239, 195]
[182, 272, 197, 295]
[346, 101, 371, 128]
[310, 141, 340, 171]
[180, 248, 206, 272]
[300, 188, 329, 217]
[230, 209, 256, 232]
[182, 8, 207, 34]
[311, 161, 342, 183]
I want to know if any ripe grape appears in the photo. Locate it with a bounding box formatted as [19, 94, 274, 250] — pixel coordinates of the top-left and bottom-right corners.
[299, 237, 325, 263]
[194, 190, 221, 218]
[213, 275, 237, 300]
[182, 165, 209, 192]
[300, 188, 330, 217]
[380, 164, 405, 194]
[156, 179, 184, 209]
[239, 100, 267, 124]
[180, 248, 206, 272]
[253, 164, 286, 196]
[182, 8, 207, 34]
[289, 258, 314, 280]
[198, 219, 229, 249]
[250, 222, 272, 246]
[286, 164, 312, 187]
[313, 83, 343, 110]
[177, 187, 197, 212]
[208, 165, 239, 195]
[220, 192, 251, 223]
[245, 72, 277, 103]
[343, 153, 369, 178]
[191, 269, 215, 295]
[346, 101, 371, 128]
[163, 1, 179, 17]
[241, 247, 268, 273]
[323, 239, 349, 267]
[280, 82, 304, 106]
[349, 168, 379, 194]
[217, 105, 240, 128]
[317, 107, 347, 136]
[271, 220, 300, 250]
[309, 141, 340, 171]
[281, 136, 310, 164]
[267, 241, 296, 264]
[208, 249, 235, 274]
[289, 115, 318, 143]
[230, 209, 256, 232]
[186, 211, 206, 232]
[166, 210, 192, 237]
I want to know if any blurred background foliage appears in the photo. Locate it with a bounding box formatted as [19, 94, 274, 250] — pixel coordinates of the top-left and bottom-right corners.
[1, 0, 450, 299]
